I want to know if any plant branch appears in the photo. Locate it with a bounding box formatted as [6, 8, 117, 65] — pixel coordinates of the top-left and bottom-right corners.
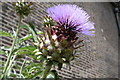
[1, 16, 22, 79]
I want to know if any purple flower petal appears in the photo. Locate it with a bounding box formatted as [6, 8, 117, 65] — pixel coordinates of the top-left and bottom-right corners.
[46, 4, 95, 36]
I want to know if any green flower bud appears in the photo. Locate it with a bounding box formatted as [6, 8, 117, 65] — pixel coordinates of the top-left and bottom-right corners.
[13, 1, 33, 18]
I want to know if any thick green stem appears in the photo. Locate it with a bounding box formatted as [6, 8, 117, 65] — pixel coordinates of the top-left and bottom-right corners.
[41, 61, 52, 80]
[1, 16, 21, 79]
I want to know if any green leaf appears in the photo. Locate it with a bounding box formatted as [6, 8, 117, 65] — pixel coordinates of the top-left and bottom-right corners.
[17, 46, 36, 51]
[30, 70, 42, 78]
[20, 23, 40, 42]
[0, 66, 4, 70]
[20, 24, 28, 29]
[1, 46, 10, 51]
[19, 34, 32, 43]
[47, 70, 59, 80]
[0, 49, 6, 54]
[37, 31, 43, 35]
[16, 46, 36, 55]
[9, 73, 16, 77]
[17, 51, 31, 55]
[28, 22, 37, 34]
[28, 22, 38, 42]
[19, 31, 43, 43]
[64, 61, 71, 69]
[58, 63, 62, 70]
[0, 30, 12, 38]
[57, 57, 64, 63]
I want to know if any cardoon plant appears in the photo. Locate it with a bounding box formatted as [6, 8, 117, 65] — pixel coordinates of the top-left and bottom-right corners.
[34, 4, 95, 79]
[1, 1, 33, 79]
[0, 3, 95, 79]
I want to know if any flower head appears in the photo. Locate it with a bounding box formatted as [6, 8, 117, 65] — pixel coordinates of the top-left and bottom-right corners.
[46, 4, 95, 36]
[13, 2, 33, 18]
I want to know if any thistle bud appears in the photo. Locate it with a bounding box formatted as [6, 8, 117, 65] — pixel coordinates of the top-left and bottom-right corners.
[13, 1, 33, 18]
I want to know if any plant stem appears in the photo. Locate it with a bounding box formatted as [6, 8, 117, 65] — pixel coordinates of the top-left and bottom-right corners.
[6, 54, 17, 76]
[41, 61, 52, 80]
[20, 56, 27, 78]
[1, 16, 22, 79]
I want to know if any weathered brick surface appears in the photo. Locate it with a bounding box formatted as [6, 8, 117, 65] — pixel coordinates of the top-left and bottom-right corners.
[0, 2, 118, 78]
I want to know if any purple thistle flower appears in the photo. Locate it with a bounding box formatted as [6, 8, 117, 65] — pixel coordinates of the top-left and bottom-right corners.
[46, 4, 95, 36]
